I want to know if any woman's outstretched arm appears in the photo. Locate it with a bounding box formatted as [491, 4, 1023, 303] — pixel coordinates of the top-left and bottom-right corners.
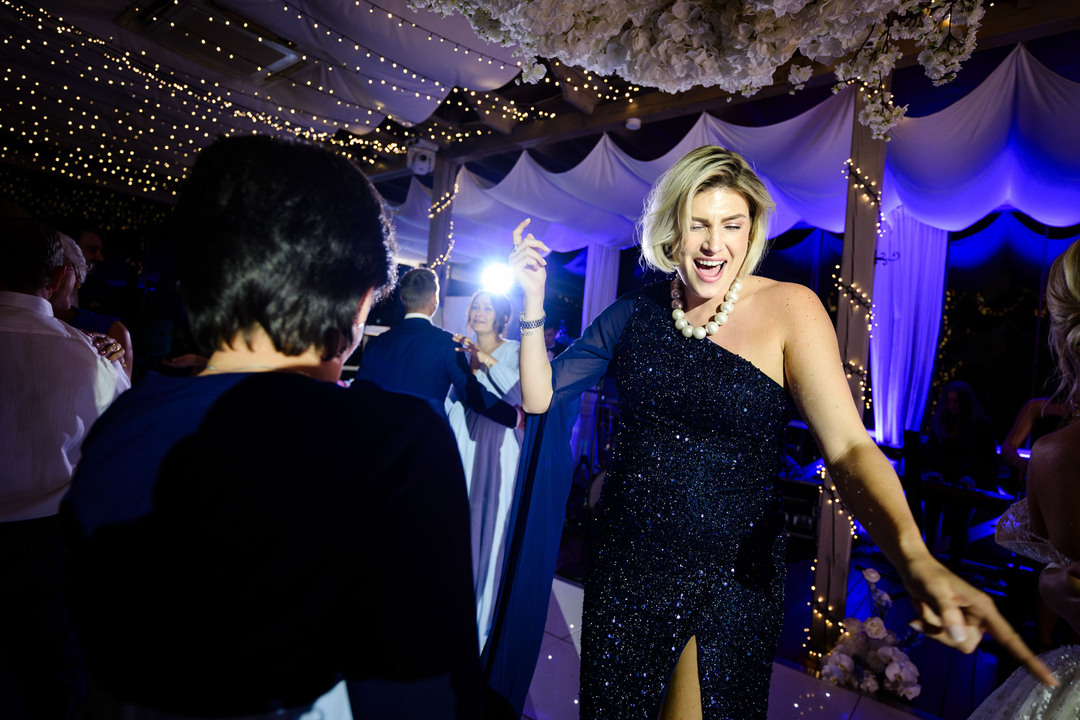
[778, 281, 1056, 686]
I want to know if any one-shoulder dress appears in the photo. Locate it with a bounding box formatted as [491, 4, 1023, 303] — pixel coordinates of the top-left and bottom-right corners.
[482, 281, 792, 719]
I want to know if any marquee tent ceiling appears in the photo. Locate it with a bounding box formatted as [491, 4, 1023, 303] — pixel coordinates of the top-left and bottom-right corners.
[390, 42, 1080, 264]
[2, 0, 1080, 265]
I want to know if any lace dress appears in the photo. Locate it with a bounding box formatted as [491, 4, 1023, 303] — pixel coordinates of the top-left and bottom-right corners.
[967, 498, 1080, 720]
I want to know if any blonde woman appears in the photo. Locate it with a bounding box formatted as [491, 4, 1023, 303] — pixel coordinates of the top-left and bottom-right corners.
[492, 145, 1053, 719]
[971, 238, 1080, 718]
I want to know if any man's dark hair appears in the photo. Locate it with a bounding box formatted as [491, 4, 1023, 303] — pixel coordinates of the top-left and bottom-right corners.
[398, 267, 438, 312]
[0, 218, 63, 294]
[173, 136, 397, 359]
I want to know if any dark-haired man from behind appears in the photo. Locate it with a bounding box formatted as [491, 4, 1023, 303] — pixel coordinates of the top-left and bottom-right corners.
[356, 267, 521, 428]
[61, 136, 481, 720]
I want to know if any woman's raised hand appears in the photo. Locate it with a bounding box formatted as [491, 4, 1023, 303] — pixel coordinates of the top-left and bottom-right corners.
[509, 218, 550, 300]
[510, 217, 555, 413]
[453, 333, 492, 372]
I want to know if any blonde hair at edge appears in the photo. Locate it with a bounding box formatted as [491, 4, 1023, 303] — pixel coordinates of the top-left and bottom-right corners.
[1046, 239, 1080, 408]
[639, 145, 775, 277]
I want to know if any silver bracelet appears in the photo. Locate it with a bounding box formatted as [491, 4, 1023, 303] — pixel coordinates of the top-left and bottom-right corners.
[520, 326, 544, 336]
[519, 312, 546, 331]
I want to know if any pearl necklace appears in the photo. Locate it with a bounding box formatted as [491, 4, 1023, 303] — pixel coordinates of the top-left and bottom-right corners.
[670, 277, 742, 339]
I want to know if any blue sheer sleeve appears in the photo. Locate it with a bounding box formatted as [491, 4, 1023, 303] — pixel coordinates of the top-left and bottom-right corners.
[548, 292, 636, 408]
[481, 290, 640, 713]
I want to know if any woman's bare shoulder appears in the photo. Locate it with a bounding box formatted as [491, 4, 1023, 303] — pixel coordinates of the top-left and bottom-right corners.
[744, 276, 826, 327]
[1031, 423, 1080, 475]
[745, 276, 819, 303]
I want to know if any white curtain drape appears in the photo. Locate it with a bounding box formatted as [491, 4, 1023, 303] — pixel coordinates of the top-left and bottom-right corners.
[389, 88, 855, 263]
[885, 45, 1080, 229]
[870, 207, 949, 446]
[582, 243, 621, 328]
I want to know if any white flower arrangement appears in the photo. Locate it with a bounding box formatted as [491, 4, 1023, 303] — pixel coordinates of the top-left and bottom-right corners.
[407, 0, 984, 139]
[821, 567, 922, 700]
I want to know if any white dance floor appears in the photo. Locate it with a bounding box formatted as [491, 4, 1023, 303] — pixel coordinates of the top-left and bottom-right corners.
[524, 577, 934, 720]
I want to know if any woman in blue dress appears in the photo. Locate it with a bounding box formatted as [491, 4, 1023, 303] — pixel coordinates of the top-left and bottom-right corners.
[495, 145, 1053, 719]
[445, 290, 524, 653]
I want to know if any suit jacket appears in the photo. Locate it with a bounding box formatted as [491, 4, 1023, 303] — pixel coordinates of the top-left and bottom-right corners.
[355, 317, 517, 427]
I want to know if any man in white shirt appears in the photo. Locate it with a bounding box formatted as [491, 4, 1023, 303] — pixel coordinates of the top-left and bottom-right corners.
[0, 218, 129, 719]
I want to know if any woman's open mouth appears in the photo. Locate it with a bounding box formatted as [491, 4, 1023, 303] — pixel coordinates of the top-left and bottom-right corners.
[694, 258, 726, 281]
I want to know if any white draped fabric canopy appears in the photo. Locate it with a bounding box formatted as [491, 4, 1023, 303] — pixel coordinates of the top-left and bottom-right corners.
[390, 43, 1080, 443]
[392, 44, 1080, 265]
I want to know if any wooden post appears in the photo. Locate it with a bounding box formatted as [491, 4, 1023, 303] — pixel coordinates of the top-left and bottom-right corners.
[808, 85, 887, 668]
[835, 87, 886, 415]
[808, 481, 854, 666]
[426, 156, 458, 326]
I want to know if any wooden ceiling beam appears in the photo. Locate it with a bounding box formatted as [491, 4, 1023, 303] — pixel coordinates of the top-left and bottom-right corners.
[971, 0, 1080, 51]
[552, 62, 601, 115]
[463, 92, 519, 135]
[446, 81, 774, 164]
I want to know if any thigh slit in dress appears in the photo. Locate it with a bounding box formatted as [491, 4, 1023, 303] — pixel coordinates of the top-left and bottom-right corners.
[578, 287, 792, 720]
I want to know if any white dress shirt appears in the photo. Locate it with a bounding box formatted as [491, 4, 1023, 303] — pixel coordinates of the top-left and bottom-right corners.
[0, 291, 129, 521]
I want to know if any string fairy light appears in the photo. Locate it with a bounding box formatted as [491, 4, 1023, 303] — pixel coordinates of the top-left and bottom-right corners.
[829, 264, 874, 407]
[831, 265, 875, 330]
[548, 59, 645, 103]
[0, 163, 173, 230]
[0, 0, 649, 202]
[843, 158, 885, 238]
[426, 180, 461, 269]
[0, 1, 399, 191]
[355, 0, 519, 72]
[802, 475, 859, 661]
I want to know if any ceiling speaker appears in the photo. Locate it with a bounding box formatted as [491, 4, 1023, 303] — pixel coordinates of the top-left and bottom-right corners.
[406, 138, 438, 176]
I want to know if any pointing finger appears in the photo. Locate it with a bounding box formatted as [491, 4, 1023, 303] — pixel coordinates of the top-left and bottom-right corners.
[981, 604, 1058, 686]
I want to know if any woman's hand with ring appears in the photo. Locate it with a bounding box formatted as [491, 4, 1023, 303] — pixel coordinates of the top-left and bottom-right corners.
[87, 332, 126, 365]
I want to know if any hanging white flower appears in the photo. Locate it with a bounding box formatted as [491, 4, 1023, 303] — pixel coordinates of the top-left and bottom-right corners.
[408, 0, 984, 138]
[864, 616, 889, 639]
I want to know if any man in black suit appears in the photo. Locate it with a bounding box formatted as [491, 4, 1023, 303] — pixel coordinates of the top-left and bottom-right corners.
[355, 267, 520, 428]
[544, 322, 569, 361]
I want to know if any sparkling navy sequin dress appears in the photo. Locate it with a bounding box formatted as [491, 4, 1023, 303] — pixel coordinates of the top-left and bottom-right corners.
[580, 282, 792, 719]
[482, 282, 792, 718]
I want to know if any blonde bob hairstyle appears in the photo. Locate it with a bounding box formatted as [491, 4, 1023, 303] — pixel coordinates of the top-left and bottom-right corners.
[1046, 239, 1080, 407]
[639, 146, 775, 277]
